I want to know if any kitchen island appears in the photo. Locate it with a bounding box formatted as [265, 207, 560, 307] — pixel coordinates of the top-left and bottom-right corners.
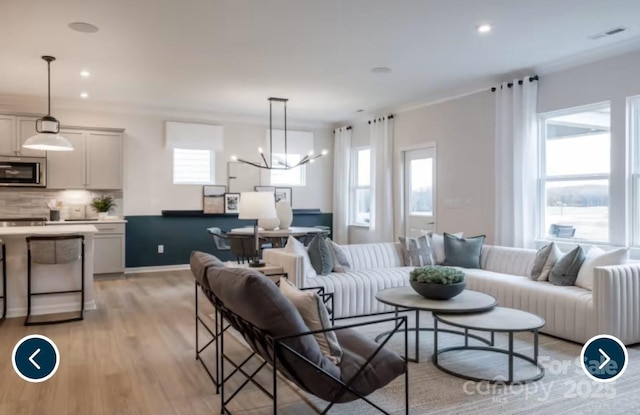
[0, 225, 98, 318]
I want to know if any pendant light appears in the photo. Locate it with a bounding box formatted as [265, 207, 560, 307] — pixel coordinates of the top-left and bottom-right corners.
[22, 56, 74, 152]
[232, 97, 327, 169]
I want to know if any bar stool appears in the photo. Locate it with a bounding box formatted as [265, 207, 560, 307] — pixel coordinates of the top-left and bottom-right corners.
[25, 235, 85, 326]
[0, 241, 6, 323]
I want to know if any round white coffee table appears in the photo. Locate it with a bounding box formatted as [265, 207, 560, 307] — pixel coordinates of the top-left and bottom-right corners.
[433, 307, 545, 384]
[375, 287, 497, 362]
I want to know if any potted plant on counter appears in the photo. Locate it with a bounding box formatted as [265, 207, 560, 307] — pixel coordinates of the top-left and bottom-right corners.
[90, 195, 116, 219]
[409, 266, 466, 300]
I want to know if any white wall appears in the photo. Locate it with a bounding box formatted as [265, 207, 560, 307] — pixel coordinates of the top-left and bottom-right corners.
[0, 97, 334, 215]
[349, 91, 496, 244]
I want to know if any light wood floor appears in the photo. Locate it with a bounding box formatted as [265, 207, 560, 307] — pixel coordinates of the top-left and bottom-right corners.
[0, 270, 251, 415]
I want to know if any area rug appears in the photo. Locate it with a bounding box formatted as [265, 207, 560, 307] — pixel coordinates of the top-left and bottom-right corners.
[218, 312, 640, 414]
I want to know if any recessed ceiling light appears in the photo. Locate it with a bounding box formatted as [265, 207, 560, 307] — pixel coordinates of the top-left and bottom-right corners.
[80, 70, 91, 78]
[68, 22, 99, 33]
[80, 92, 89, 99]
[371, 67, 391, 74]
[477, 24, 492, 34]
[356, 109, 364, 113]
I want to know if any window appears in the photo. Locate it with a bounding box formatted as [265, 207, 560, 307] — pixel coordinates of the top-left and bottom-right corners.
[539, 104, 611, 242]
[352, 147, 371, 225]
[409, 158, 433, 216]
[267, 129, 313, 186]
[632, 97, 640, 245]
[270, 153, 306, 186]
[173, 148, 214, 184]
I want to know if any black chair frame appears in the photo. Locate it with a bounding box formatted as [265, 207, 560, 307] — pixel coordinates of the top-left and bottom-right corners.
[195, 277, 334, 395]
[0, 243, 6, 323]
[25, 235, 85, 326]
[201, 286, 408, 414]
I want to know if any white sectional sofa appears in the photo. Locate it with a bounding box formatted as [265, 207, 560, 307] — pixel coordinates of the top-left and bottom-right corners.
[264, 242, 640, 345]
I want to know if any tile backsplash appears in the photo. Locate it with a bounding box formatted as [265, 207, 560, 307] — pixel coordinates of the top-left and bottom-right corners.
[0, 189, 124, 219]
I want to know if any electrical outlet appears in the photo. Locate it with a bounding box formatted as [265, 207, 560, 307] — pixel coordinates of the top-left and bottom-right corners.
[158, 245, 164, 254]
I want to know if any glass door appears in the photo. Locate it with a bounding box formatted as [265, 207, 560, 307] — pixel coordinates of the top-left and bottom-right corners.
[403, 147, 435, 237]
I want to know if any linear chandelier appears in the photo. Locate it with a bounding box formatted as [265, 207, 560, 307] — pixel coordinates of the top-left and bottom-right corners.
[232, 97, 327, 170]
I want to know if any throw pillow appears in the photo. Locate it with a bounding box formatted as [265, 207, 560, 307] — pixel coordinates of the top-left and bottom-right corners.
[425, 232, 464, 264]
[443, 233, 485, 269]
[327, 239, 352, 273]
[284, 236, 317, 278]
[529, 242, 562, 281]
[307, 234, 334, 276]
[575, 247, 629, 290]
[398, 235, 434, 266]
[549, 246, 586, 286]
[279, 278, 342, 364]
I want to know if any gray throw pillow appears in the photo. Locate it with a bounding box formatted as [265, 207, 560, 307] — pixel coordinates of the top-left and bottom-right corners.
[443, 233, 485, 269]
[327, 239, 351, 272]
[529, 242, 562, 281]
[398, 235, 434, 266]
[307, 234, 334, 275]
[549, 246, 586, 286]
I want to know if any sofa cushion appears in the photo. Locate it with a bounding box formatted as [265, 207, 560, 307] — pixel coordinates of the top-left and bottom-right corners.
[549, 246, 585, 286]
[189, 251, 225, 291]
[444, 234, 485, 268]
[328, 239, 352, 272]
[342, 243, 404, 269]
[575, 247, 629, 290]
[285, 236, 317, 278]
[306, 267, 413, 318]
[280, 277, 342, 364]
[425, 232, 463, 264]
[480, 245, 537, 276]
[335, 328, 406, 401]
[529, 242, 562, 281]
[308, 234, 334, 276]
[398, 235, 434, 266]
[463, 267, 594, 342]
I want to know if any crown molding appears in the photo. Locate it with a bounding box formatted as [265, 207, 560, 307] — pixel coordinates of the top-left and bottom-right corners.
[534, 36, 640, 75]
[0, 93, 333, 130]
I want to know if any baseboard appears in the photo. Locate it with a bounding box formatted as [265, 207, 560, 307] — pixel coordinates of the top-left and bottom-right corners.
[7, 300, 97, 318]
[125, 264, 190, 274]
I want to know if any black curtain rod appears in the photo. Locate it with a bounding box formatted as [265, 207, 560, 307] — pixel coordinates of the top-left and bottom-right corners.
[491, 75, 538, 92]
[368, 114, 394, 124]
[334, 126, 352, 132]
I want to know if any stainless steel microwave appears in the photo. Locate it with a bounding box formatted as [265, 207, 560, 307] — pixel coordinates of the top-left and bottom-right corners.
[0, 156, 47, 187]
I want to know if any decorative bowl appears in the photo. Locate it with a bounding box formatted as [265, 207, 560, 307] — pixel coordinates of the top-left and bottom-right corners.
[409, 280, 466, 300]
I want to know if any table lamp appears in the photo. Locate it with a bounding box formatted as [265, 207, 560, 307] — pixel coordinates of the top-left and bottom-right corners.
[238, 192, 277, 267]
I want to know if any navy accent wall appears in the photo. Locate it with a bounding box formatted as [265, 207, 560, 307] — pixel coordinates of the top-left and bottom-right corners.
[125, 213, 332, 268]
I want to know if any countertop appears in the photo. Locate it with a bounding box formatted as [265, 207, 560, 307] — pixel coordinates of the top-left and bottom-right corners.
[0, 224, 99, 237]
[46, 219, 127, 225]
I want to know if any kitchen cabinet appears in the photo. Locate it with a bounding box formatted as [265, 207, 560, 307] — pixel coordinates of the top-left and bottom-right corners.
[46, 128, 123, 190]
[0, 115, 45, 157]
[47, 221, 126, 274]
[86, 131, 123, 189]
[47, 130, 86, 189]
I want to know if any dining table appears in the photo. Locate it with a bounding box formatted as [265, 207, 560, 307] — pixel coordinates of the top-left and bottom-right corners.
[226, 226, 328, 247]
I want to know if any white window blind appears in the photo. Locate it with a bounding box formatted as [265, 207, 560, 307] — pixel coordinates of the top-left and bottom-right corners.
[173, 148, 214, 185]
[165, 121, 224, 151]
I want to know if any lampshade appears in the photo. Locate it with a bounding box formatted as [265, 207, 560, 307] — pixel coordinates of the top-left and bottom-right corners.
[22, 133, 74, 151]
[238, 192, 277, 220]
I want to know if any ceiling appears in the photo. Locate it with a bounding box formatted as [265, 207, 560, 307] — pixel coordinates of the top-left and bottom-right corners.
[1, 0, 640, 123]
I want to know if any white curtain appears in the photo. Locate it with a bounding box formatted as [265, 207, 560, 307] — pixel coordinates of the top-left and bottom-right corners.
[369, 116, 395, 242]
[332, 127, 351, 244]
[494, 77, 539, 248]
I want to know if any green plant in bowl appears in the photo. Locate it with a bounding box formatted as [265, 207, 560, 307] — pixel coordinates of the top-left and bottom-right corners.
[409, 266, 466, 300]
